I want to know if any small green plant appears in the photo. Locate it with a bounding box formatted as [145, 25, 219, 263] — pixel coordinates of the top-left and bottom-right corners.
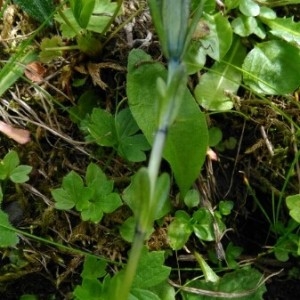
[73, 250, 173, 300]
[39, 0, 122, 59]
[51, 162, 122, 222]
[0, 150, 32, 247]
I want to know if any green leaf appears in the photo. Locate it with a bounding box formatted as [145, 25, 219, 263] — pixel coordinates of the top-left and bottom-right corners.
[133, 248, 171, 289]
[261, 17, 300, 47]
[116, 108, 150, 162]
[219, 200, 234, 216]
[81, 202, 104, 222]
[239, 0, 260, 17]
[55, 0, 117, 37]
[243, 40, 300, 95]
[202, 13, 233, 61]
[168, 210, 193, 250]
[182, 267, 266, 300]
[0, 151, 20, 180]
[70, 0, 95, 29]
[39, 36, 64, 63]
[286, 194, 300, 223]
[84, 163, 121, 222]
[13, 0, 55, 25]
[9, 165, 32, 183]
[81, 256, 107, 279]
[0, 210, 19, 247]
[232, 15, 266, 38]
[87, 0, 117, 34]
[184, 41, 206, 74]
[119, 216, 154, 243]
[131, 289, 160, 300]
[100, 193, 122, 214]
[224, 0, 240, 10]
[123, 169, 151, 218]
[184, 189, 200, 208]
[274, 234, 298, 262]
[70, 90, 100, 124]
[195, 37, 246, 110]
[153, 173, 171, 219]
[52, 171, 92, 211]
[86, 163, 113, 195]
[120, 216, 137, 242]
[225, 242, 243, 268]
[127, 49, 208, 196]
[73, 278, 103, 300]
[209, 127, 223, 147]
[194, 251, 219, 282]
[85, 108, 117, 146]
[192, 208, 215, 241]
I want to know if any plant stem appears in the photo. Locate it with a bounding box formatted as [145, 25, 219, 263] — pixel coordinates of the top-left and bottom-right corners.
[148, 127, 167, 196]
[117, 229, 146, 300]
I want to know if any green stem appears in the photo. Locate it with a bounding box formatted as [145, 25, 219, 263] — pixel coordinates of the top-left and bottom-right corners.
[148, 127, 167, 196]
[117, 229, 146, 300]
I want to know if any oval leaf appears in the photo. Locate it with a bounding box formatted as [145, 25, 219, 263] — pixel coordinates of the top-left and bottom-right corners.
[127, 49, 208, 196]
[243, 40, 300, 95]
[195, 37, 246, 110]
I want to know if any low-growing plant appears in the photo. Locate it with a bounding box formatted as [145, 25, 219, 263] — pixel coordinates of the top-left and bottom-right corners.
[51, 162, 122, 222]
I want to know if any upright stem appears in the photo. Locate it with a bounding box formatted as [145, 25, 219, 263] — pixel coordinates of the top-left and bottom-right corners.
[117, 230, 146, 300]
[148, 127, 167, 196]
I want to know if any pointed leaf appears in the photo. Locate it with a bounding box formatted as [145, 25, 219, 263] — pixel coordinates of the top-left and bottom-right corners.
[194, 251, 219, 282]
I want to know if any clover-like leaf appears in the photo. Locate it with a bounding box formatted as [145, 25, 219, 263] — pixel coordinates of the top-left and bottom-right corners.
[10, 165, 32, 183]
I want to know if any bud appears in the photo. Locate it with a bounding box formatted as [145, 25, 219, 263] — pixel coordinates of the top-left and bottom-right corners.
[149, 0, 204, 63]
